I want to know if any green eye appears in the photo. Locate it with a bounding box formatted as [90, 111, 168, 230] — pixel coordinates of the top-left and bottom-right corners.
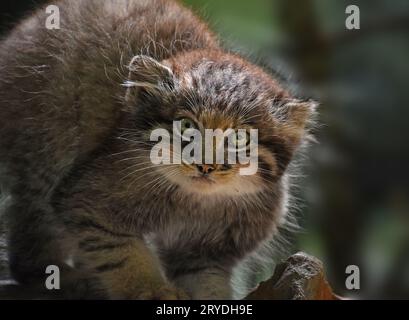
[180, 118, 196, 133]
[232, 131, 250, 148]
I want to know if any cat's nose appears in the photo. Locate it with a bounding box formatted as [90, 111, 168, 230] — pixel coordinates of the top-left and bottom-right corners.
[196, 164, 215, 175]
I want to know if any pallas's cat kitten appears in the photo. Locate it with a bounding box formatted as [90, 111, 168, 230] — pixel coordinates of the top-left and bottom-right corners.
[0, 0, 316, 299]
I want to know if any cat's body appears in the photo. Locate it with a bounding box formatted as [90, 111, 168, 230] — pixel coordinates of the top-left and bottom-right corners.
[0, 0, 315, 299]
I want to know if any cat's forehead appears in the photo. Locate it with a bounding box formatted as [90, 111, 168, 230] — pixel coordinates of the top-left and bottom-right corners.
[175, 78, 273, 127]
[187, 59, 267, 94]
[175, 59, 285, 115]
[173, 52, 284, 92]
[167, 52, 290, 127]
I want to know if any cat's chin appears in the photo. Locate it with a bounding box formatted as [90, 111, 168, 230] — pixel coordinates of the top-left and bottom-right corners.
[190, 176, 216, 185]
[168, 174, 264, 197]
[173, 176, 223, 195]
[187, 177, 220, 193]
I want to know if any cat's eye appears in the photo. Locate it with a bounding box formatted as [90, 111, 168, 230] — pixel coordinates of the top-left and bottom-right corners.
[180, 118, 196, 133]
[231, 131, 250, 149]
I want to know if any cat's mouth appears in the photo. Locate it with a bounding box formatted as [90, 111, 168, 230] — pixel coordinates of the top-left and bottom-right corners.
[164, 166, 263, 196]
[190, 175, 215, 184]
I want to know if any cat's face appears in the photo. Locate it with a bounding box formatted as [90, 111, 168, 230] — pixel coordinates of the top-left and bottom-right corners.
[123, 51, 315, 196]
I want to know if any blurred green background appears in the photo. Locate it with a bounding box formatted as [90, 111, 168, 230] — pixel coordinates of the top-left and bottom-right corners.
[181, 0, 409, 299]
[0, 0, 408, 299]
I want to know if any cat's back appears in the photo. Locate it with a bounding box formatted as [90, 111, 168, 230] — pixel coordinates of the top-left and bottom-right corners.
[0, 0, 217, 138]
[0, 0, 217, 193]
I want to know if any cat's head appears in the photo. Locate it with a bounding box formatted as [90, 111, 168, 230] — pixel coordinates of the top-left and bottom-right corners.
[121, 50, 316, 196]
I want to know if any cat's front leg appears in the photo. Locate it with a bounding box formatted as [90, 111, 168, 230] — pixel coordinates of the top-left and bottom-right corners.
[173, 267, 232, 300]
[64, 217, 187, 299]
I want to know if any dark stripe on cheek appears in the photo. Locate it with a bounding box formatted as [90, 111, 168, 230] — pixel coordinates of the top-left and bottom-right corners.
[258, 157, 275, 182]
[273, 142, 293, 172]
[79, 241, 129, 252]
[94, 257, 129, 273]
[259, 138, 293, 173]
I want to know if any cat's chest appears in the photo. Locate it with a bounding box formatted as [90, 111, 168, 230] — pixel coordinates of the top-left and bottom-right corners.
[153, 199, 231, 240]
[138, 191, 279, 252]
[154, 200, 269, 248]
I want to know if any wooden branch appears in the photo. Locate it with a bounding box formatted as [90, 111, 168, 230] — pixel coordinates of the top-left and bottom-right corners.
[246, 252, 340, 300]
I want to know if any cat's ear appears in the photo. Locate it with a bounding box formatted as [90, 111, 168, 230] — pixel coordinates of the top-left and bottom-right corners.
[272, 99, 318, 144]
[124, 55, 174, 93]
